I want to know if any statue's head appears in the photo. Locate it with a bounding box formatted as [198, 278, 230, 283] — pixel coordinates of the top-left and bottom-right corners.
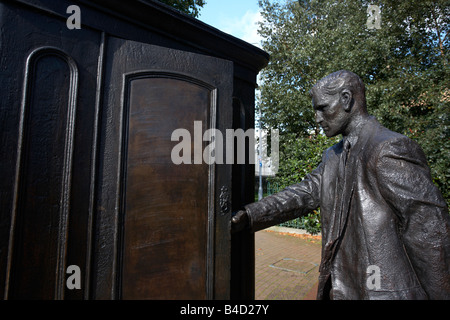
[310, 70, 368, 137]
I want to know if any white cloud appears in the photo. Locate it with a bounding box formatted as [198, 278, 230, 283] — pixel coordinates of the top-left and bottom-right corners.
[220, 10, 263, 48]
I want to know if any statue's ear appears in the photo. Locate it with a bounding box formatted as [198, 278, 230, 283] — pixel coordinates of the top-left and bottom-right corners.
[340, 89, 353, 112]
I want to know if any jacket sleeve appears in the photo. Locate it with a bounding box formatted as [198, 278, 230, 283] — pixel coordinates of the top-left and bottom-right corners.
[244, 161, 323, 233]
[376, 137, 450, 299]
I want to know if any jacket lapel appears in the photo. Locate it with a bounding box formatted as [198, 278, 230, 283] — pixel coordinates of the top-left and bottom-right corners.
[318, 117, 380, 298]
[339, 117, 378, 236]
[320, 118, 378, 272]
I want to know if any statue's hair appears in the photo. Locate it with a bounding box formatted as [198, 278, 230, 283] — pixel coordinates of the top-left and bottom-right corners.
[310, 70, 366, 108]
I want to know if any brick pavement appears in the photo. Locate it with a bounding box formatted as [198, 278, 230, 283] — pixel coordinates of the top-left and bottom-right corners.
[255, 228, 322, 300]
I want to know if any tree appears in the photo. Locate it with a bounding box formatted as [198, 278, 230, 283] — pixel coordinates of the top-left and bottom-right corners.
[258, 0, 449, 204]
[157, 0, 206, 18]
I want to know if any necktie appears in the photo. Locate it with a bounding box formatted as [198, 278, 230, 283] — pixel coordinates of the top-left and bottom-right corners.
[337, 139, 351, 229]
[342, 139, 351, 167]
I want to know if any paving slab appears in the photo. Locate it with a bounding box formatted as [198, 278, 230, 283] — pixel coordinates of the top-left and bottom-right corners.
[255, 228, 322, 300]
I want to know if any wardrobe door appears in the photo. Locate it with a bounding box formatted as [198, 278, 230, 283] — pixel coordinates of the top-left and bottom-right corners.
[92, 37, 233, 299]
[0, 3, 101, 299]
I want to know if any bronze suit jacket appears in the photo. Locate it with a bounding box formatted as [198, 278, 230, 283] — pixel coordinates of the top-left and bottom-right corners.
[245, 117, 450, 299]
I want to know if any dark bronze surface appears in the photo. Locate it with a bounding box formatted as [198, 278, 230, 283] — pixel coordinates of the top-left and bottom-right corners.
[0, 0, 268, 299]
[122, 77, 211, 299]
[233, 70, 450, 300]
[91, 37, 234, 299]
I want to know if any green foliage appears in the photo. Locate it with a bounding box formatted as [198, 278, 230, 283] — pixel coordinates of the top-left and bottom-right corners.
[157, 0, 206, 18]
[300, 211, 322, 235]
[269, 134, 338, 235]
[258, 0, 450, 204]
[280, 211, 322, 235]
[270, 134, 339, 189]
[269, 134, 336, 234]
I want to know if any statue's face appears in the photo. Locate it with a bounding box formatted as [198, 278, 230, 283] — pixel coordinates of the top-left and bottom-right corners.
[312, 89, 351, 137]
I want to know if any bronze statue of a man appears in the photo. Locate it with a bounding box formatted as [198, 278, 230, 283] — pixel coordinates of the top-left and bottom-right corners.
[232, 70, 450, 300]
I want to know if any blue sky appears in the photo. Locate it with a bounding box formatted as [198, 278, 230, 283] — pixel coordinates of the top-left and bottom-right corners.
[198, 0, 263, 48]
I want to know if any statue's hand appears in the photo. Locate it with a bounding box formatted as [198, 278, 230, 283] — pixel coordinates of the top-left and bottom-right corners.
[231, 210, 249, 233]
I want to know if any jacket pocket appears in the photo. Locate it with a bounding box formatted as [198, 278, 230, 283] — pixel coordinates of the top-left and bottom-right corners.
[366, 286, 428, 300]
